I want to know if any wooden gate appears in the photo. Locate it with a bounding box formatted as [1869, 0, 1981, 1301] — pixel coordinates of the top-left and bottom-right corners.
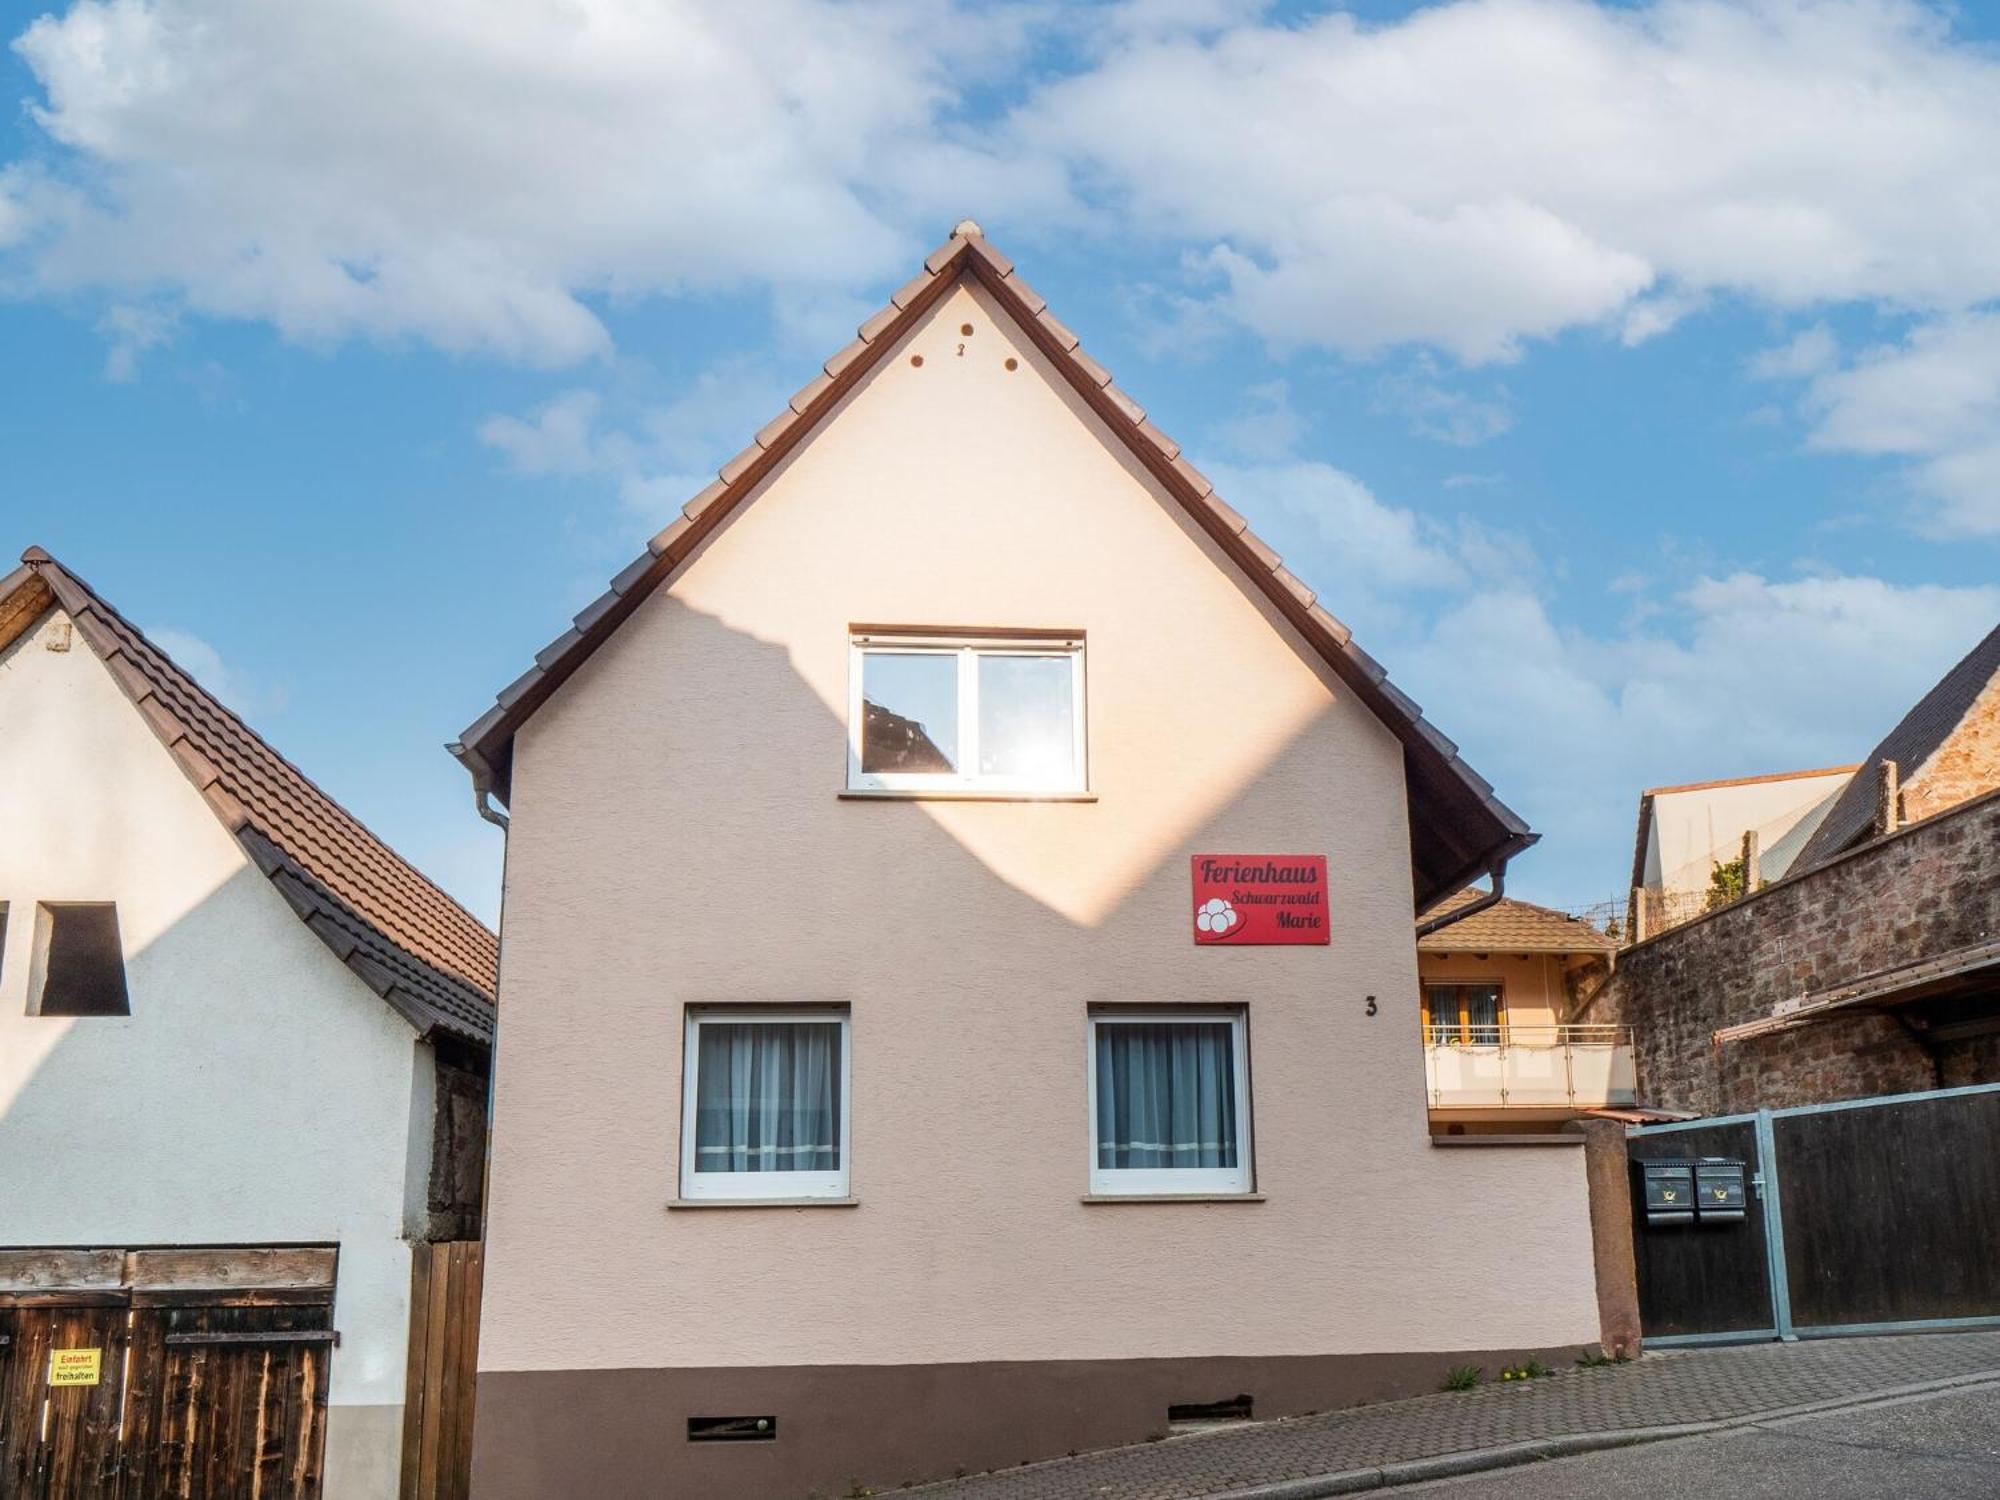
[1629, 1083, 2000, 1344]
[398, 1241, 483, 1500]
[0, 1249, 334, 1500]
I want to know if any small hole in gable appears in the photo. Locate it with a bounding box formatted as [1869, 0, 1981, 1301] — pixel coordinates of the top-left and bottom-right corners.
[1004, 357, 1018, 371]
[960, 323, 974, 336]
[910, 354, 924, 367]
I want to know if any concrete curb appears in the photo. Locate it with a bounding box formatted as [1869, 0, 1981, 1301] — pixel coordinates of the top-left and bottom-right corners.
[1203, 1369, 2000, 1498]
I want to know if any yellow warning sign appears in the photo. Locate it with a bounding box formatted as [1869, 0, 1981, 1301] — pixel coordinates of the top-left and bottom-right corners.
[49, 1348, 101, 1387]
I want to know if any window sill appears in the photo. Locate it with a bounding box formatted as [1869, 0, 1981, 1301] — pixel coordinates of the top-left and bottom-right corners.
[839, 789, 1098, 804]
[1428, 1134, 1586, 1148]
[1080, 1193, 1267, 1205]
[667, 1197, 860, 1210]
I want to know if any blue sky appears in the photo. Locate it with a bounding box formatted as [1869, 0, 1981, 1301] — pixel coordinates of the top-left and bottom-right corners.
[5, 0, 2000, 924]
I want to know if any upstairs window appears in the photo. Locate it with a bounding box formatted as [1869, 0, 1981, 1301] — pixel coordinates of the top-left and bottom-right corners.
[847, 633, 1085, 794]
[29, 903, 130, 1017]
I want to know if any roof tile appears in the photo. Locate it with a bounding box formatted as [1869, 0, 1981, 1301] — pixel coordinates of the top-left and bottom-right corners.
[1417, 892, 1617, 954]
[789, 372, 834, 414]
[889, 269, 936, 310]
[823, 338, 871, 379]
[1135, 421, 1180, 461]
[1100, 383, 1145, 425]
[1171, 454, 1214, 497]
[755, 408, 799, 451]
[609, 552, 655, 596]
[717, 443, 762, 486]
[647, 519, 692, 559]
[1037, 309, 1081, 351]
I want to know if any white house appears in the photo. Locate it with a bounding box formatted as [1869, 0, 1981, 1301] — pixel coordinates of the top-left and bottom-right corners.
[0, 548, 495, 1500]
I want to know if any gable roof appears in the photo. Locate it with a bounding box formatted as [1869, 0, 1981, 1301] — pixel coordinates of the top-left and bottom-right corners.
[1793, 620, 2000, 873]
[450, 220, 1536, 912]
[2, 549, 497, 1048]
[1416, 890, 1616, 955]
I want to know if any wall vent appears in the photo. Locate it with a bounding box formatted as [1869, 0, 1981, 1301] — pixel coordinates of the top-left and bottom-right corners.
[688, 1415, 777, 1443]
[1168, 1396, 1253, 1427]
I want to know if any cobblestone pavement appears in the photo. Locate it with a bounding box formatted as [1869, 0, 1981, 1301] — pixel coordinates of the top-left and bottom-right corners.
[903, 1331, 2000, 1499]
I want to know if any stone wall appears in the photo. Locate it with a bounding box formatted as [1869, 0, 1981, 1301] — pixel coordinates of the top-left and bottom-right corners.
[1589, 790, 2000, 1115]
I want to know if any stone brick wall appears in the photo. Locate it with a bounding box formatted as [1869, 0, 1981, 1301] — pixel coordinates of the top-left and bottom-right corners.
[1589, 789, 2000, 1115]
[1904, 672, 2000, 824]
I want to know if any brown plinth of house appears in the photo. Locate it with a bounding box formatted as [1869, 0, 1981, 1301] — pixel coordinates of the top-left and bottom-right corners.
[469, 1345, 1596, 1500]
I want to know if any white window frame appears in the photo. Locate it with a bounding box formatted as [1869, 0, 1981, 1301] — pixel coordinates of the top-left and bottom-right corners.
[679, 1008, 852, 1201]
[846, 633, 1087, 794]
[1086, 1009, 1252, 1197]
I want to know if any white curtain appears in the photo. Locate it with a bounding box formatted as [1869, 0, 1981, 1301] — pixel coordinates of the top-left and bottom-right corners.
[695, 1022, 841, 1173]
[1095, 1021, 1238, 1169]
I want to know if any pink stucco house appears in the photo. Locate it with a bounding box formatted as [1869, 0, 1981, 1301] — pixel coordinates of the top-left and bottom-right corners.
[452, 222, 1606, 1499]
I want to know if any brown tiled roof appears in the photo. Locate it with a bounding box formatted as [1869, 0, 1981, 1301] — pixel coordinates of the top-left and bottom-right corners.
[1794, 620, 2000, 873]
[4, 549, 497, 1047]
[1416, 890, 1616, 954]
[451, 220, 1535, 911]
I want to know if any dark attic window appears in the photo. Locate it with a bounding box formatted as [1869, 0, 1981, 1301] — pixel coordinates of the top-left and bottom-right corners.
[31, 903, 131, 1017]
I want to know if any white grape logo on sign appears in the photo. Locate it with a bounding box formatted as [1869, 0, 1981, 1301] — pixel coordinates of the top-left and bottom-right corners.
[1195, 897, 1239, 935]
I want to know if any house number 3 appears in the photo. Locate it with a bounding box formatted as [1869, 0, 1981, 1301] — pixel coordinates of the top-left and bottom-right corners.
[1364, 995, 1377, 1016]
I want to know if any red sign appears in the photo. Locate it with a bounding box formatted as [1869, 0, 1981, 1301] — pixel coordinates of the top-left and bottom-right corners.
[1191, 854, 1329, 945]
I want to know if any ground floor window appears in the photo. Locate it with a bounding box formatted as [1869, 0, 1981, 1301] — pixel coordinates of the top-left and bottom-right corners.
[1423, 984, 1505, 1045]
[680, 1009, 850, 1200]
[1088, 1010, 1251, 1196]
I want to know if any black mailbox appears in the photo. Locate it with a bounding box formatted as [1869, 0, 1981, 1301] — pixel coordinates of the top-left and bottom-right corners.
[1637, 1162, 1695, 1227]
[1694, 1160, 1747, 1224]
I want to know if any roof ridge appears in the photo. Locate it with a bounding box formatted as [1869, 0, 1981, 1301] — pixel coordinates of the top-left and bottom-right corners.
[450, 221, 1536, 911]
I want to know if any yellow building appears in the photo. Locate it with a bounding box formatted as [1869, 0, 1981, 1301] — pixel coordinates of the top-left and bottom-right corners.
[1418, 891, 1632, 1135]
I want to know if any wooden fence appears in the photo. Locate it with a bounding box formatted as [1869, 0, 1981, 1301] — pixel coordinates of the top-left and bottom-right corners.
[399, 1242, 483, 1500]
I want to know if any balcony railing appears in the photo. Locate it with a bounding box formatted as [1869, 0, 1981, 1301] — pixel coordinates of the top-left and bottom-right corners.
[1423, 1024, 1637, 1112]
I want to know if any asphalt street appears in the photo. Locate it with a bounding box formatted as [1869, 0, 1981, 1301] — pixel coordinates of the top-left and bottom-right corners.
[1389, 1380, 2000, 1498]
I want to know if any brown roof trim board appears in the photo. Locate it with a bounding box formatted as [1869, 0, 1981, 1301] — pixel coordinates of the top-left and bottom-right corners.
[1641, 764, 1859, 798]
[4, 549, 497, 1048]
[450, 220, 1536, 911]
[1626, 764, 1860, 894]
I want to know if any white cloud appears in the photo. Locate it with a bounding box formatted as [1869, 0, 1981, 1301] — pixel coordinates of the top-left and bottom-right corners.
[1017, 0, 2000, 361]
[480, 357, 791, 524]
[1178, 450, 2000, 904]
[1749, 322, 1838, 381]
[95, 301, 177, 380]
[6, 0, 1042, 364]
[146, 625, 245, 705]
[1212, 378, 1304, 458]
[1373, 358, 1513, 447]
[13, 1, 2000, 380]
[1787, 312, 2000, 535]
[1393, 569, 2000, 906]
[1207, 459, 1471, 608]
[479, 391, 608, 480]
